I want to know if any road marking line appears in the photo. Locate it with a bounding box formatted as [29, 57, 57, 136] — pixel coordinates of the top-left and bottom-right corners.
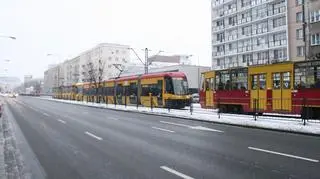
[160, 121, 191, 128]
[85, 131, 103, 141]
[248, 147, 319, 163]
[57, 119, 66, 124]
[109, 117, 118, 120]
[152, 127, 175, 133]
[43, 113, 50, 116]
[190, 126, 224, 133]
[160, 166, 194, 179]
[160, 121, 224, 133]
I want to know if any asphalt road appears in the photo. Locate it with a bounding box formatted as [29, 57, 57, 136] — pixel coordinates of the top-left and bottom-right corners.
[4, 96, 320, 179]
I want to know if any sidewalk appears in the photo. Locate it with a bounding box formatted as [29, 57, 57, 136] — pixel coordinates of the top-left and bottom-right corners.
[40, 97, 320, 136]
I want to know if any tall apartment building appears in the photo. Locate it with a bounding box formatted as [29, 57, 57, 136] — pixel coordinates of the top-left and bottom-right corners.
[307, 0, 320, 60]
[211, 0, 320, 70]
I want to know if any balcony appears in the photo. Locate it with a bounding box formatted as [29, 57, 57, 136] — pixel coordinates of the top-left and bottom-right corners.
[212, 0, 234, 9]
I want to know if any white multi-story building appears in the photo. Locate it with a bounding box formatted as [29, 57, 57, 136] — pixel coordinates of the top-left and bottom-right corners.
[211, 0, 289, 69]
[79, 43, 130, 82]
[43, 43, 130, 94]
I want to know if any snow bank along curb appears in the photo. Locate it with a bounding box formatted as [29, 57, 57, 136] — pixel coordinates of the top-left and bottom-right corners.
[0, 104, 28, 179]
[38, 97, 320, 136]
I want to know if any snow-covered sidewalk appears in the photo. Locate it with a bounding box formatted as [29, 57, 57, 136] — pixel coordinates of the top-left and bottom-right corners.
[40, 97, 320, 136]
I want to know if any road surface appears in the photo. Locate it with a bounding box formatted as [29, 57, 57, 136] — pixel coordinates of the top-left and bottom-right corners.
[4, 96, 320, 179]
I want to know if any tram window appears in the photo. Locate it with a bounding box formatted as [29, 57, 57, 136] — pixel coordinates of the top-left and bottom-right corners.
[316, 66, 320, 88]
[294, 67, 307, 89]
[251, 75, 258, 90]
[231, 69, 248, 90]
[294, 65, 320, 89]
[106, 87, 114, 96]
[259, 74, 266, 90]
[210, 78, 215, 91]
[129, 83, 137, 96]
[216, 75, 223, 90]
[200, 74, 205, 90]
[165, 78, 174, 93]
[205, 78, 210, 91]
[273, 73, 281, 89]
[116, 84, 123, 96]
[141, 85, 151, 96]
[283, 72, 291, 89]
[157, 80, 163, 96]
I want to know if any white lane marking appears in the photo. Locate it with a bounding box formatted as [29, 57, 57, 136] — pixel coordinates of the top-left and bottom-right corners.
[82, 111, 88, 114]
[248, 147, 319, 163]
[42, 113, 50, 116]
[85, 131, 103, 141]
[190, 126, 224, 133]
[57, 119, 66, 124]
[160, 121, 224, 133]
[109, 117, 118, 120]
[152, 127, 175, 133]
[160, 121, 191, 128]
[160, 166, 194, 179]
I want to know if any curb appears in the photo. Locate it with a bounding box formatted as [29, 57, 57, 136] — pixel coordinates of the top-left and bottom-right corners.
[38, 97, 320, 137]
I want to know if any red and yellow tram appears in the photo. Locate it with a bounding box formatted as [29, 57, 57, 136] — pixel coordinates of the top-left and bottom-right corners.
[200, 60, 320, 118]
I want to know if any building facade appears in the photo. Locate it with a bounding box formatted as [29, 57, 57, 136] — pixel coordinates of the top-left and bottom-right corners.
[210, 0, 320, 70]
[79, 43, 130, 82]
[307, 0, 320, 60]
[43, 43, 130, 94]
[211, 0, 320, 69]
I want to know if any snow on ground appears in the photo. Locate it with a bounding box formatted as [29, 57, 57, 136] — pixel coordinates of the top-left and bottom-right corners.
[39, 97, 320, 135]
[0, 99, 29, 179]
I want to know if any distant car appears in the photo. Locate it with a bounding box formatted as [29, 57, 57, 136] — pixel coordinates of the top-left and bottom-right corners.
[191, 93, 199, 103]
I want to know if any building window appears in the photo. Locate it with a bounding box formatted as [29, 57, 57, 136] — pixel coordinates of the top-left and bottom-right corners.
[116, 50, 119, 54]
[296, 12, 303, 23]
[217, 59, 220, 66]
[115, 57, 119, 61]
[273, 16, 286, 28]
[274, 49, 287, 60]
[311, 33, 320, 46]
[296, 29, 303, 39]
[296, 0, 303, 6]
[310, 10, 320, 23]
[297, 46, 304, 56]
[242, 26, 251, 36]
[242, 54, 252, 64]
[217, 33, 224, 42]
[108, 57, 112, 61]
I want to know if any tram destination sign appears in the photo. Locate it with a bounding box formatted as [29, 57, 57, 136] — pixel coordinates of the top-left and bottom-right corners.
[295, 60, 320, 68]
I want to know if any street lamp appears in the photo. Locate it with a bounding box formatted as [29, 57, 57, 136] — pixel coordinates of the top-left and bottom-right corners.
[0, 35, 16, 40]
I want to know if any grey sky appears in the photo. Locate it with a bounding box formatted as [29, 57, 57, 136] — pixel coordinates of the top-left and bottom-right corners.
[0, 0, 211, 81]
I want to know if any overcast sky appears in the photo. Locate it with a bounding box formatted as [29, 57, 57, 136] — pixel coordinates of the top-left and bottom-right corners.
[0, 0, 211, 81]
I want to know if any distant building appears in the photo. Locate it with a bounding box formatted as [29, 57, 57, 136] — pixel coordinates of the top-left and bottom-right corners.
[43, 43, 130, 94]
[148, 55, 192, 65]
[24, 75, 32, 84]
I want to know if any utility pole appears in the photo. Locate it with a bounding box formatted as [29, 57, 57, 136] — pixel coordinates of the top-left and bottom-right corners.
[145, 48, 149, 74]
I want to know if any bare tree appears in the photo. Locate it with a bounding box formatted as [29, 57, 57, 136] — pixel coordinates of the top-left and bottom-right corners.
[83, 58, 106, 103]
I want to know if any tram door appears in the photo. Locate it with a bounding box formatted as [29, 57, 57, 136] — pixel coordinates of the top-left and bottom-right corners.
[205, 72, 215, 108]
[272, 72, 292, 111]
[250, 74, 267, 110]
